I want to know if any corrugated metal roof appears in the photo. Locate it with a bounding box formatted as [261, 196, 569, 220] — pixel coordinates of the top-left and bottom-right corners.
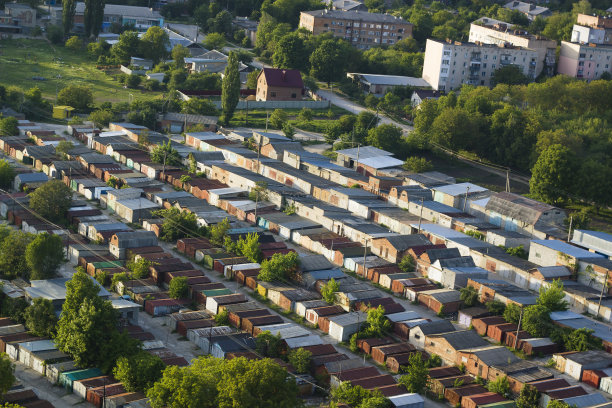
[388, 393, 425, 406]
[564, 350, 612, 365]
[335, 146, 393, 160]
[358, 156, 404, 169]
[419, 288, 461, 303]
[416, 320, 455, 335]
[434, 330, 489, 350]
[572, 229, 612, 257]
[385, 311, 421, 322]
[562, 393, 607, 408]
[532, 240, 604, 260]
[433, 182, 488, 197]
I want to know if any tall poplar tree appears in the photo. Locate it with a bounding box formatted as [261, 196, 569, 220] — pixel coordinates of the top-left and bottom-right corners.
[85, 0, 106, 38]
[221, 51, 240, 125]
[62, 0, 76, 35]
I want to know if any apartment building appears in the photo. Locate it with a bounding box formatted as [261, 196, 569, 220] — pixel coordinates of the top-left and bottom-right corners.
[422, 39, 539, 91]
[503, 1, 551, 21]
[558, 41, 612, 80]
[469, 17, 556, 76]
[298, 9, 412, 49]
[571, 14, 612, 45]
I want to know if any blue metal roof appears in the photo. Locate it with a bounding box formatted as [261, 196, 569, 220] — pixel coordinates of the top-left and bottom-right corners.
[17, 173, 48, 182]
[532, 239, 605, 260]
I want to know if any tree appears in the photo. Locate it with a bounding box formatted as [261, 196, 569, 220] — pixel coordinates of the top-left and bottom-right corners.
[221, 52, 240, 125]
[287, 348, 311, 374]
[214, 309, 229, 325]
[561, 327, 602, 352]
[332, 382, 389, 407]
[310, 39, 350, 85]
[0, 353, 14, 397]
[516, 384, 540, 408]
[114, 351, 165, 392]
[237, 233, 262, 263]
[366, 305, 391, 337]
[88, 110, 114, 128]
[321, 278, 339, 304]
[151, 141, 181, 166]
[29, 180, 73, 222]
[398, 352, 428, 393]
[460, 286, 479, 307]
[538, 279, 568, 312]
[0, 230, 33, 280]
[272, 33, 308, 71]
[487, 376, 510, 398]
[126, 74, 142, 89]
[210, 217, 231, 246]
[172, 45, 190, 69]
[522, 305, 552, 337]
[182, 99, 218, 116]
[269, 109, 287, 129]
[246, 70, 260, 89]
[55, 140, 74, 158]
[55, 271, 140, 371]
[84, 0, 105, 37]
[203, 32, 226, 50]
[0, 117, 18, 136]
[366, 124, 403, 152]
[62, 0, 76, 35]
[503, 303, 522, 325]
[152, 208, 203, 242]
[57, 85, 93, 111]
[298, 108, 313, 123]
[403, 156, 433, 173]
[258, 252, 300, 282]
[485, 300, 505, 315]
[24, 298, 57, 337]
[140, 26, 170, 64]
[492, 65, 529, 86]
[127, 257, 155, 279]
[169, 277, 188, 299]
[147, 357, 299, 408]
[0, 159, 15, 189]
[530, 144, 577, 205]
[547, 401, 571, 408]
[25, 233, 64, 280]
[112, 31, 140, 65]
[255, 331, 284, 358]
[282, 123, 295, 139]
[249, 181, 268, 203]
[208, 10, 232, 35]
[398, 255, 415, 273]
[65, 36, 82, 50]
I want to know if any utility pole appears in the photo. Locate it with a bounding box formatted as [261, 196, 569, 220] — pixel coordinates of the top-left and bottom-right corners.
[567, 216, 573, 242]
[161, 149, 167, 183]
[355, 143, 360, 174]
[505, 169, 510, 193]
[418, 196, 424, 233]
[597, 270, 609, 318]
[265, 111, 269, 131]
[513, 306, 524, 350]
[463, 186, 470, 212]
[362, 238, 368, 278]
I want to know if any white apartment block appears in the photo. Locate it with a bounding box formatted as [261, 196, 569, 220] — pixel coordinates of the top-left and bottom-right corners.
[558, 41, 612, 80]
[422, 39, 539, 91]
[469, 17, 556, 76]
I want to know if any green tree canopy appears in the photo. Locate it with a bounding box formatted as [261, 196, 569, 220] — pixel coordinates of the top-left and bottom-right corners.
[460, 286, 479, 307]
[221, 52, 240, 124]
[126, 257, 154, 279]
[258, 251, 300, 282]
[29, 180, 73, 222]
[522, 305, 553, 338]
[152, 208, 204, 242]
[537, 279, 569, 312]
[147, 356, 300, 408]
[57, 85, 93, 111]
[398, 255, 415, 273]
[24, 298, 57, 337]
[0, 352, 14, 397]
[140, 26, 170, 64]
[492, 65, 529, 86]
[0, 117, 18, 136]
[321, 278, 339, 304]
[287, 348, 311, 374]
[236, 233, 262, 263]
[398, 352, 429, 393]
[366, 124, 403, 153]
[114, 351, 165, 392]
[112, 31, 141, 65]
[0, 159, 15, 189]
[310, 39, 350, 86]
[169, 277, 188, 299]
[25, 233, 65, 280]
[487, 375, 510, 398]
[0, 230, 33, 280]
[151, 141, 181, 166]
[516, 384, 540, 408]
[365, 305, 391, 337]
[255, 330, 284, 358]
[203, 32, 227, 50]
[530, 144, 577, 205]
[503, 303, 522, 325]
[210, 217, 231, 246]
[272, 33, 308, 71]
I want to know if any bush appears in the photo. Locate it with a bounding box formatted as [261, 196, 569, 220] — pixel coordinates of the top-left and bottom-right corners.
[269, 109, 287, 129]
[143, 79, 160, 91]
[65, 36, 82, 50]
[126, 74, 142, 89]
[46, 25, 63, 44]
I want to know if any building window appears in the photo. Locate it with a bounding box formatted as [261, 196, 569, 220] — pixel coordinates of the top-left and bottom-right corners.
[442, 60, 449, 65]
[443, 51, 451, 56]
[271, 91, 276, 97]
[291, 93, 296, 98]
[492, 64, 495, 69]
[354, 23, 360, 27]
[441, 68, 448, 73]
[324, 23, 328, 27]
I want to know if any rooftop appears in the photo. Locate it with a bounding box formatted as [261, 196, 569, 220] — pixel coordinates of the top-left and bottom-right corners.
[260, 68, 303, 88]
[335, 146, 393, 160]
[432, 329, 489, 350]
[415, 319, 455, 335]
[75, 2, 162, 18]
[347, 73, 430, 87]
[572, 229, 612, 257]
[302, 9, 410, 24]
[358, 156, 404, 169]
[433, 182, 489, 197]
[504, 1, 549, 16]
[25, 277, 110, 302]
[485, 191, 562, 226]
[532, 239, 605, 260]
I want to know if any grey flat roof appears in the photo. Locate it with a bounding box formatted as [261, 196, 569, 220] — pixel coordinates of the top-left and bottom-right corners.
[348, 73, 430, 87]
[26, 277, 110, 301]
[335, 146, 393, 160]
[302, 9, 410, 24]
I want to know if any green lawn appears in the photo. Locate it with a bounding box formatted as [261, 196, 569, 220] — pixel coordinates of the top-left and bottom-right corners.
[0, 39, 163, 103]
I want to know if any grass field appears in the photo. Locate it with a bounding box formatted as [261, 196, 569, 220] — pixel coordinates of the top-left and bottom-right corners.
[0, 39, 163, 103]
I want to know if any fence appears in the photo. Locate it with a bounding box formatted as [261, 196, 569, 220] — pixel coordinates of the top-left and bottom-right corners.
[210, 100, 331, 110]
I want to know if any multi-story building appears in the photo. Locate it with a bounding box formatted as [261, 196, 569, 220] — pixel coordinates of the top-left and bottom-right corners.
[558, 41, 612, 80]
[298, 9, 412, 49]
[422, 39, 539, 91]
[571, 14, 612, 45]
[74, 3, 164, 33]
[3, 3, 36, 27]
[469, 17, 556, 76]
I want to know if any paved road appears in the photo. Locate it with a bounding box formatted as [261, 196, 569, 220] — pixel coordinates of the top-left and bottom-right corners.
[315, 90, 414, 133]
[14, 364, 91, 408]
